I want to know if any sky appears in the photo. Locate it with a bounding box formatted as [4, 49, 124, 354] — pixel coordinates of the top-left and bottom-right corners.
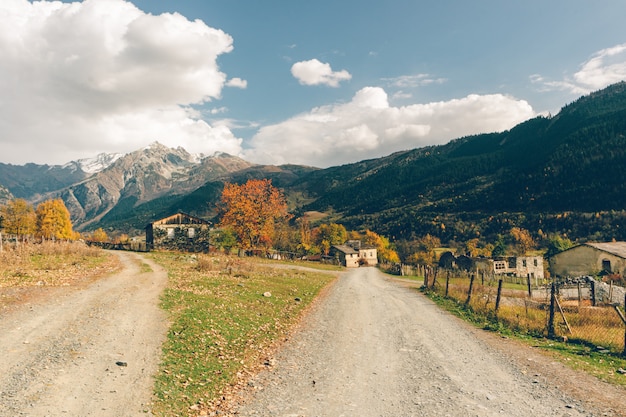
[1, 0, 626, 168]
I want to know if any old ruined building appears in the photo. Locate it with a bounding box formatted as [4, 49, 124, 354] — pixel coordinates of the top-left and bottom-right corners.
[331, 240, 378, 268]
[439, 251, 544, 280]
[474, 256, 545, 280]
[146, 212, 211, 252]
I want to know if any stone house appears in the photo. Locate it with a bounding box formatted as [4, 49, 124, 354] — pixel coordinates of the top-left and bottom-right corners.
[549, 242, 626, 278]
[146, 212, 211, 252]
[331, 240, 378, 268]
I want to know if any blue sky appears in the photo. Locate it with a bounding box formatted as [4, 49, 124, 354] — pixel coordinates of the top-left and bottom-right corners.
[1, 0, 626, 167]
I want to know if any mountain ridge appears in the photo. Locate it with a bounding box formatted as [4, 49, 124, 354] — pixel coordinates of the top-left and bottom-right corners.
[2, 82, 626, 243]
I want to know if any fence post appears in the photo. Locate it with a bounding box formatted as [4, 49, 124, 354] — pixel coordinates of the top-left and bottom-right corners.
[423, 266, 429, 288]
[590, 279, 596, 306]
[547, 282, 557, 339]
[527, 274, 532, 298]
[431, 267, 438, 289]
[624, 294, 626, 357]
[465, 273, 475, 305]
[494, 279, 503, 317]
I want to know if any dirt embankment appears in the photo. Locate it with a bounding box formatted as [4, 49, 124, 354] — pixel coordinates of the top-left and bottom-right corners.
[0, 251, 169, 417]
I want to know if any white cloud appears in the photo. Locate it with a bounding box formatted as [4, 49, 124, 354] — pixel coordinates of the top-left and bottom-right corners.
[383, 74, 447, 89]
[532, 43, 626, 95]
[291, 59, 352, 87]
[226, 77, 247, 89]
[0, 0, 243, 164]
[242, 87, 535, 168]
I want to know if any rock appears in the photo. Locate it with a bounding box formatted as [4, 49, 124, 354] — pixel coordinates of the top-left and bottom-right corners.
[263, 292, 272, 298]
[115, 361, 128, 367]
[617, 368, 626, 375]
[295, 297, 302, 302]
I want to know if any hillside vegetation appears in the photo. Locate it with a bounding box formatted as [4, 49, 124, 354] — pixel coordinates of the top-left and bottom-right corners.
[2, 82, 626, 245]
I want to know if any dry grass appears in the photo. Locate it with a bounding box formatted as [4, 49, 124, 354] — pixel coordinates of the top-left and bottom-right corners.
[432, 275, 626, 353]
[0, 241, 120, 307]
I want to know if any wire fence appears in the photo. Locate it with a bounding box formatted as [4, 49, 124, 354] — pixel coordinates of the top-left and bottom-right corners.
[408, 266, 626, 356]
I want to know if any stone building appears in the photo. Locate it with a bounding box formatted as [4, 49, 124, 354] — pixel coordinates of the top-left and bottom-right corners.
[146, 212, 211, 252]
[549, 242, 626, 278]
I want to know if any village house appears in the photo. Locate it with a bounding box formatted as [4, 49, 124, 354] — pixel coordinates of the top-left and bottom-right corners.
[331, 240, 378, 268]
[145, 212, 211, 252]
[549, 242, 626, 278]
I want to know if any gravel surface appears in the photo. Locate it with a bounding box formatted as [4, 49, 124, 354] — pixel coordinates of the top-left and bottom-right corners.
[1, 256, 624, 417]
[232, 267, 624, 417]
[0, 251, 168, 417]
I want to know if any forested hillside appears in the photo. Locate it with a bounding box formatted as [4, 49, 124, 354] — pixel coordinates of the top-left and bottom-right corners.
[3, 82, 626, 246]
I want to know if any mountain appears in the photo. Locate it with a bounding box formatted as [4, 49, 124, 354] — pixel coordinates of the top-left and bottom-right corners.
[2, 82, 626, 243]
[290, 82, 626, 242]
[0, 162, 89, 201]
[53, 142, 254, 229]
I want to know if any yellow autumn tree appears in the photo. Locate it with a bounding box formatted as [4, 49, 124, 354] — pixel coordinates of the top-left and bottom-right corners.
[218, 179, 291, 251]
[0, 198, 36, 239]
[91, 228, 109, 242]
[36, 198, 75, 240]
[362, 229, 400, 264]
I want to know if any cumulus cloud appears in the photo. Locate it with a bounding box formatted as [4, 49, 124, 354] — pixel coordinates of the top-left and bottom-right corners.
[0, 0, 242, 164]
[242, 87, 535, 168]
[226, 77, 248, 89]
[532, 43, 626, 95]
[291, 59, 352, 87]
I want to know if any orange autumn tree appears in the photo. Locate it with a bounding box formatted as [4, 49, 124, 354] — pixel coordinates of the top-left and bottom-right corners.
[218, 179, 291, 251]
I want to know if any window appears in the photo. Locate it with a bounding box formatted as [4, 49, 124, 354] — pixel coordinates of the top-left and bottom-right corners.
[188, 227, 195, 238]
[167, 228, 175, 239]
[495, 261, 506, 270]
[602, 259, 612, 273]
[522, 260, 527, 267]
[533, 259, 538, 267]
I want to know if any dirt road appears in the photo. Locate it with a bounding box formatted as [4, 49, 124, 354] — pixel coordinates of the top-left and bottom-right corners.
[0, 252, 168, 417]
[234, 267, 624, 417]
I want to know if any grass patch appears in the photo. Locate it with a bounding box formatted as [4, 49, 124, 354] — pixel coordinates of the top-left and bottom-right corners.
[149, 252, 338, 416]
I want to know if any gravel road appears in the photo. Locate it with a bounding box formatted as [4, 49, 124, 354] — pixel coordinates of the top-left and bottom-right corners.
[233, 267, 624, 417]
[0, 251, 168, 417]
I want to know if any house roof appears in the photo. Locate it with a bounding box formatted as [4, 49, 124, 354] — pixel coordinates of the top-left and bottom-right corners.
[584, 242, 626, 259]
[149, 212, 210, 226]
[332, 244, 359, 254]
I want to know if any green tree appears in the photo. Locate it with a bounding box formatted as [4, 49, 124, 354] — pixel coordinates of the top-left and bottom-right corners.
[0, 199, 36, 239]
[491, 235, 507, 257]
[210, 227, 238, 253]
[36, 198, 75, 240]
[545, 234, 574, 258]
